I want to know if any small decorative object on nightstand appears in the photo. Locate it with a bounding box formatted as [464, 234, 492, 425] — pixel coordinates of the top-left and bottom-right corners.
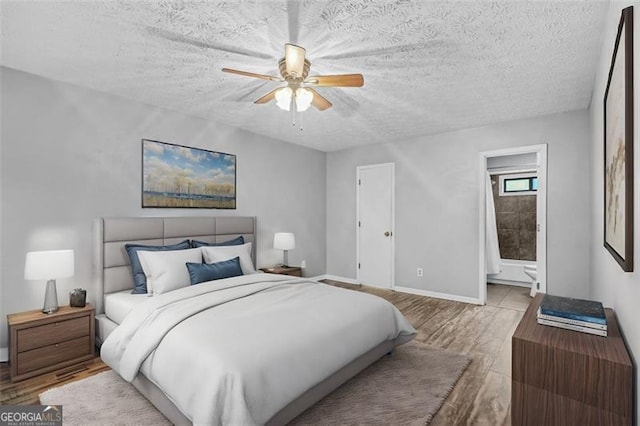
[69, 288, 87, 307]
[8, 304, 95, 382]
[260, 266, 302, 277]
[24, 249, 75, 314]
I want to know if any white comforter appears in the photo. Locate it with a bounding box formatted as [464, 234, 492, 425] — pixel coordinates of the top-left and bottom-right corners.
[101, 274, 415, 425]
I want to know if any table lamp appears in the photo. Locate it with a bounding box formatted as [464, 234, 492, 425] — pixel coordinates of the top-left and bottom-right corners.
[24, 249, 74, 314]
[273, 233, 295, 267]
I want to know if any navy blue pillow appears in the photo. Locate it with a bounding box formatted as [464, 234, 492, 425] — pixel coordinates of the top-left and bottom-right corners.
[186, 257, 243, 285]
[125, 240, 191, 294]
[190, 235, 244, 248]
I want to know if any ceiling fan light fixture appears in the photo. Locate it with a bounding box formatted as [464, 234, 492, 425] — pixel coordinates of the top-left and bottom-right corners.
[275, 87, 293, 111]
[284, 43, 306, 77]
[295, 88, 313, 112]
[223, 43, 363, 115]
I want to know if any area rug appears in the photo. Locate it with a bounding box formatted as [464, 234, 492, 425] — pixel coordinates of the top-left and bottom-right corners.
[40, 342, 471, 425]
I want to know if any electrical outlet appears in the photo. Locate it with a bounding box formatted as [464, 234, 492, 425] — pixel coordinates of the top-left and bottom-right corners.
[417, 268, 423, 277]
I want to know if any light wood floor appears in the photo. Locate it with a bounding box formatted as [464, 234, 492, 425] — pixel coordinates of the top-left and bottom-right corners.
[324, 281, 527, 426]
[0, 356, 108, 405]
[1, 281, 528, 425]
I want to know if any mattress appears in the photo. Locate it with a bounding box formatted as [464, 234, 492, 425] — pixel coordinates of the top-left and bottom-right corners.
[104, 290, 149, 324]
[101, 274, 415, 425]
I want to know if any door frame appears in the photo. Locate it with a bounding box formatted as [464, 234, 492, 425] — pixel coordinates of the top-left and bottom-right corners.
[356, 162, 396, 289]
[478, 144, 547, 304]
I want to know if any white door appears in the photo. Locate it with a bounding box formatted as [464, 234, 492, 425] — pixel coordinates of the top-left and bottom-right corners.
[357, 163, 394, 289]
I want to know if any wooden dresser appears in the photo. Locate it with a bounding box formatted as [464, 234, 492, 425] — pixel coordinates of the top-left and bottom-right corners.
[8, 304, 95, 382]
[512, 294, 632, 425]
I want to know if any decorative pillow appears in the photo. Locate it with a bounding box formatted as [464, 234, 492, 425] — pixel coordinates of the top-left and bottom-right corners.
[201, 242, 255, 275]
[125, 240, 190, 294]
[186, 257, 243, 285]
[190, 236, 244, 248]
[137, 248, 202, 295]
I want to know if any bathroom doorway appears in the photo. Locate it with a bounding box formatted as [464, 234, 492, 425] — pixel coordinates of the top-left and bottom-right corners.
[478, 145, 547, 305]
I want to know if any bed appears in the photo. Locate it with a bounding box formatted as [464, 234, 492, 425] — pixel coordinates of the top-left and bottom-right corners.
[94, 216, 415, 425]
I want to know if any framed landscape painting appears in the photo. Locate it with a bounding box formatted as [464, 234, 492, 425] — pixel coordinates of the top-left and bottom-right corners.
[142, 139, 236, 209]
[604, 6, 633, 272]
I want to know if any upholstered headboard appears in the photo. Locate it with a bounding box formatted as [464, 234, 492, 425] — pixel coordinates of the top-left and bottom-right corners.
[93, 216, 256, 315]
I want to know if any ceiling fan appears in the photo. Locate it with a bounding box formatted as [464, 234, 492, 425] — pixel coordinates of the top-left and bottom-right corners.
[222, 43, 364, 117]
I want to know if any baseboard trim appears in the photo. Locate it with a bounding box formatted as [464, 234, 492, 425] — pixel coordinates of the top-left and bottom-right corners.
[394, 286, 482, 305]
[0, 347, 8, 362]
[309, 274, 359, 285]
[308, 277, 481, 305]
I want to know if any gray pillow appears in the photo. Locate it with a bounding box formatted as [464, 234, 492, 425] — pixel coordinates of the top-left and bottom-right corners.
[190, 235, 244, 248]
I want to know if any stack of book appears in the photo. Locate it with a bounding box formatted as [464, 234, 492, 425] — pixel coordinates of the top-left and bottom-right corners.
[537, 294, 607, 337]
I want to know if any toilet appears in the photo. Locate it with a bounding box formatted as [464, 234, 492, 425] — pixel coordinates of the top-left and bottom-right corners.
[523, 265, 537, 297]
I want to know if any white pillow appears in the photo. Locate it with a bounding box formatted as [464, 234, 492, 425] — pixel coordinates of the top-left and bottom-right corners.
[201, 242, 255, 275]
[137, 248, 202, 295]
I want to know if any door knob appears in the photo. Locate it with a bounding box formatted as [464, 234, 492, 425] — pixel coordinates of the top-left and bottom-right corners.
[384, 231, 391, 237]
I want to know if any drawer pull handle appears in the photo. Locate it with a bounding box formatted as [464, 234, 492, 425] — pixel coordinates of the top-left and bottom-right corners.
[55, 323, 59, 326]
[55, 344, 59, 347]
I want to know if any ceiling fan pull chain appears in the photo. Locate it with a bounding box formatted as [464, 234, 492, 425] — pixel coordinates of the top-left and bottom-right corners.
[291, 91, 297, 127]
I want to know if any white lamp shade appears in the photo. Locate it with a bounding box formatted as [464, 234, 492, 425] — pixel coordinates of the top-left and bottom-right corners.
[295, 88, 313, 112]
[275, 87, 314, 112]
[284, 44, 306, 77]
[275, 87, 293, 111]
[24, 249, 75, 280]
[273, 233, 296, 250]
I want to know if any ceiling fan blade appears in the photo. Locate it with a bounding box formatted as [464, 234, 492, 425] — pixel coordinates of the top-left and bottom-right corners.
[315, 43, 437, 60]
[222, 68, 282, 82]
[305, 74, 364, 87]
[284, 43, 306, 77]
[254, 88, 279, 104]
[307, 88, 332, 111]
[146, 27, 273, 59]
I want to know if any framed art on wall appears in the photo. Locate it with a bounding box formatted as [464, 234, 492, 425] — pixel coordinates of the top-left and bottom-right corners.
[142, 139, 236, 209]
[603, 6, 633, 272]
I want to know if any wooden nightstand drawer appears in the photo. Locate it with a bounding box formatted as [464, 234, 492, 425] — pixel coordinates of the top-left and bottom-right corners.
[17, 316, 90, 352]
[17, 336, 92, 375]
[8, 304, 95, 382]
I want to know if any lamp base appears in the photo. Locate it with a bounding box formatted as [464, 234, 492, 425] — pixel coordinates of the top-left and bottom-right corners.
[43, 279, 59, 314]
[283, 250, 289, 268]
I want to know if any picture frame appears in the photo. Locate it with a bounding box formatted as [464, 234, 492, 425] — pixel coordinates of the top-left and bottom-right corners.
[603, 6, 634, 272]
[142, 139, 236, 209]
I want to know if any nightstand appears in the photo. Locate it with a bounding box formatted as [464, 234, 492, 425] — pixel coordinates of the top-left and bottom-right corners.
[260, 266, 302, 277]
[8, 304, 95, 382]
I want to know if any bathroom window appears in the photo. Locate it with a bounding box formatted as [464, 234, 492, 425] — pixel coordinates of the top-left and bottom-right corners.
[499, 173, 537, 196]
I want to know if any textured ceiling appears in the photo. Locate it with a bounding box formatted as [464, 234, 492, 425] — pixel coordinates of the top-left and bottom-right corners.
[1, 1, 609, 152]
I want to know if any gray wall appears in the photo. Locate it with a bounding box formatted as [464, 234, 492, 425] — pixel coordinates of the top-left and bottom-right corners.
[0, 67, 327, 350]
[589, 1, 640, 420]
[326, 110, 591, 300]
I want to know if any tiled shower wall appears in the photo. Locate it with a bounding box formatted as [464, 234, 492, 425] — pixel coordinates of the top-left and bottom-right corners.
[491, 175, 537, 261]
